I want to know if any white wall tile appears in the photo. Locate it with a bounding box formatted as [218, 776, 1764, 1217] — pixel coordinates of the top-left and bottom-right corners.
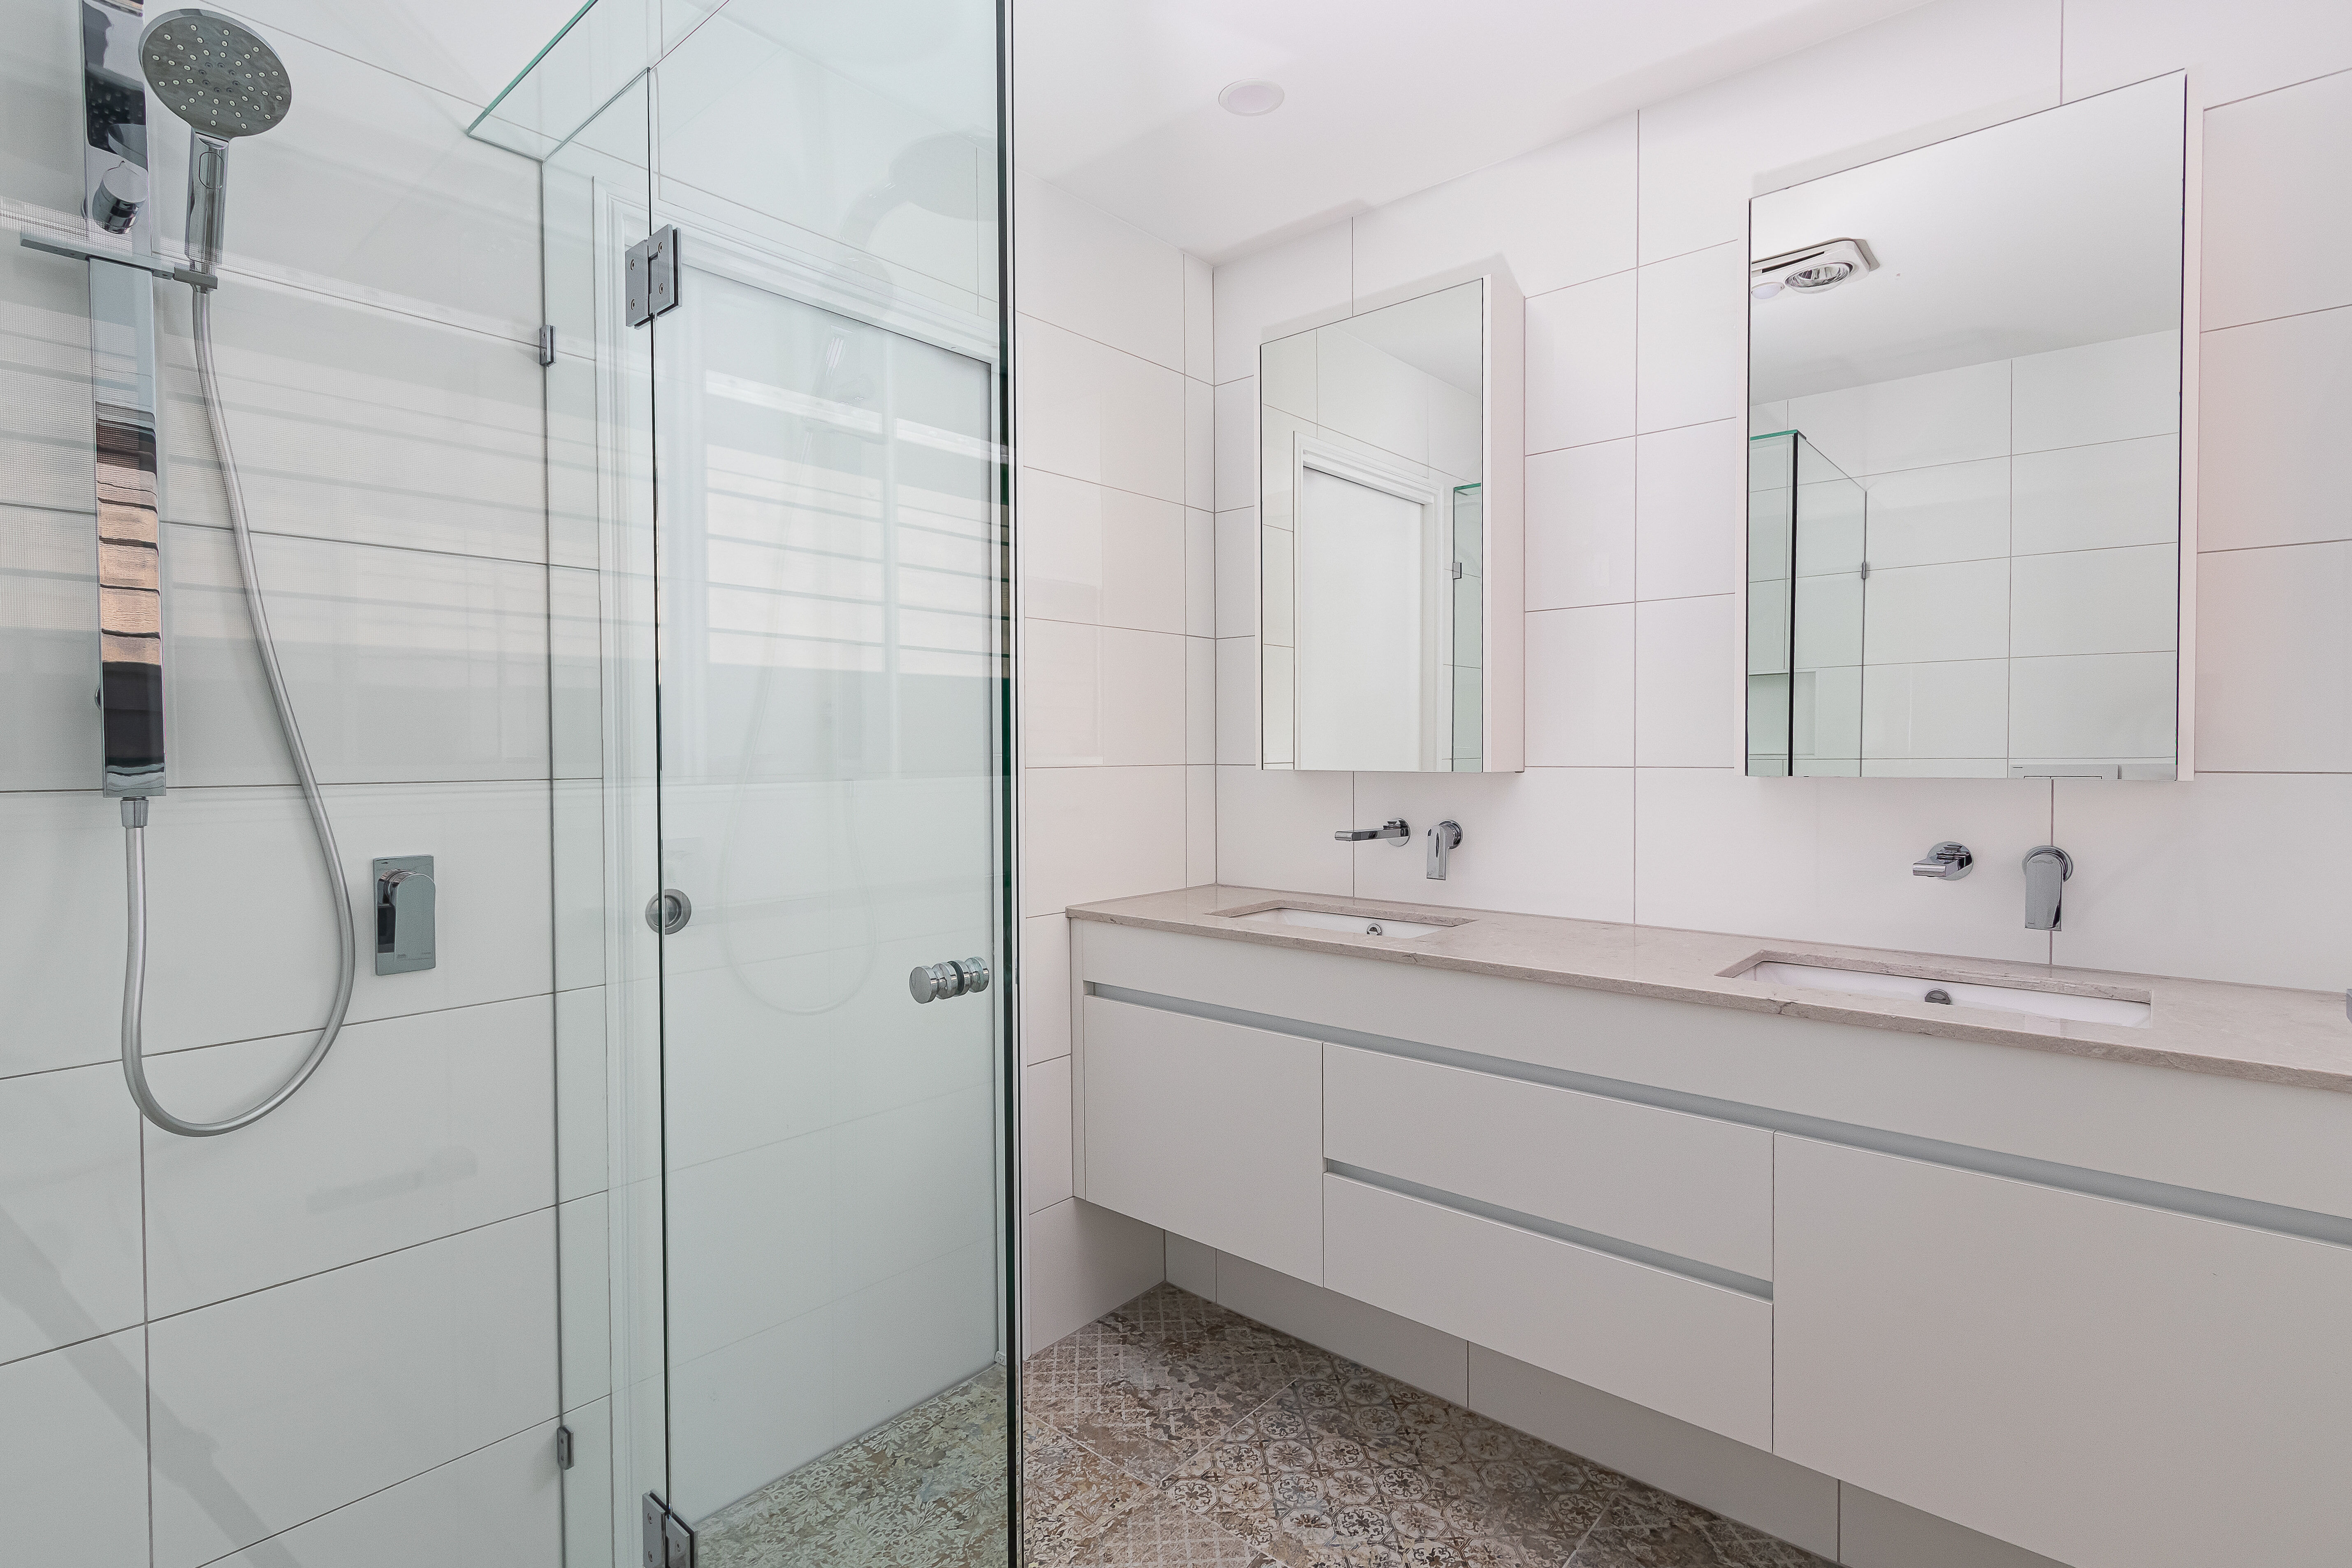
[1215, 637, 1260, 763]
[2195, 539, 2352, 772]
[1350, 116, 1638, 302]
[1633, 770, 2056, 963]
[2008, 652, 2178, 760]
[2201, 68, 2352, 330]
[1016, 172, 1185, 371]
[1862, 659, 2011, 761]
[1635, 244, 1743, 435]
[1020, 764, 1188, 916]
[1023, 1055, 1074, 1214]
[2011, 544, 2177, 657]
[1527, 605, 1635, 767]
[1214, 508, 1261, 638]
[0, 504, 102, 793]
[1786, 360, 2009, 479]
[2197, 305, 2352, 551]
[1864, 558, 2009, 664]
[2062, 0, 2352, 109]
[1019, 470, 1185, 634]
[1634, 595, 1736, 767]
[1637, 0, 2062, 263]
[0, 780, 552, 1074]
[1636, 420, 1741, 599]
[0, 2, 84, 218]
[1187, 763, 1219, 886]
[1021, 913, 1073, 1067]
[1351, 767, 1635, 924]
[163, 525, 550, 789]
[1185, 253, 1215, 383]
[1023, 622, 1187, 768]
[1188, 636, 1218, 766]
[0, 1331, 149, 1568]
[1214, 378, 1261, 512]
[1023, 1197, 1162, 1355]
[558, 1194, 609, 1415]
[2050, 772, 2352, 988]
[141, 995, 556, 1316]
[159, 284, 544, 561]
[149, 1210, 557, 1568]
[1526, 271, 1637, 453]
[1212, 223, 1352, 386]
[0, 1065, 142, 1365]
[1528, 439, 1637, 610]
[1015, 315, 1185, 503]
[2011, 436, 2178, 555]
[559, 1398, 613, 1568]
[1864, 458, 2011, 569]
[211, 1418, 563, 1568]
[1185, 376, 1216, 511]
[554, 985, 607, 1204]
[2011, 332, 2180, 452]
[1214, 764, 1353, 896]
[1185, 507, 1217, 638]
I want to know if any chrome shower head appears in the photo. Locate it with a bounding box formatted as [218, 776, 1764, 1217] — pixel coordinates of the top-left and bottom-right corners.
[137, 11, 291, 274]
[139, 10, 292, 140]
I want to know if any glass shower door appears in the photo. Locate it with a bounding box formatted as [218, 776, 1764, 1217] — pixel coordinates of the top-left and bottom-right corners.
[645, 239, 1011, 1562]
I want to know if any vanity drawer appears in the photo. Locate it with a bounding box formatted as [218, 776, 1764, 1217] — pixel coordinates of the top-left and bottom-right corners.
[1080, 995, 1323, 1282]
[1324, 1173, 1772, 1449]
[1324, 1045, 1773, 1280]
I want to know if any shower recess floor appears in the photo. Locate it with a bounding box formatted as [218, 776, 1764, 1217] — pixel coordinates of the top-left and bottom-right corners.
[1023, 1283, 1834, 1568]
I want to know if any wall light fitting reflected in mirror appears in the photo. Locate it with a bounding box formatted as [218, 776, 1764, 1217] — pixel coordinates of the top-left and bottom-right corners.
[1220, 80, 1285, 116]
[1751, 237, 1877, 299]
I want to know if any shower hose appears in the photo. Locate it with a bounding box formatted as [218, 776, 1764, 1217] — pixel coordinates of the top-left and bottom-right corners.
[119, 285, 357, 1137]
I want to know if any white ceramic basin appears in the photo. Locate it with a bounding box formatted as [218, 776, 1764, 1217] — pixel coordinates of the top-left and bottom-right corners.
[1745, 960, 2150, 1028]
[1230, 907, 1452, 939]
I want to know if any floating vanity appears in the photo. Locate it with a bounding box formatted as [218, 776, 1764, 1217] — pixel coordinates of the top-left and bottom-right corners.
[1065, 886, 2352, 1568]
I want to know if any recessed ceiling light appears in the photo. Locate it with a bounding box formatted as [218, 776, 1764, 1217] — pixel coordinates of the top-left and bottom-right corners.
[1218, 80, 1285, 116]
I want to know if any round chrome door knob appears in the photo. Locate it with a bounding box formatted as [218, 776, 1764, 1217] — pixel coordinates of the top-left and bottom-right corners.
[910, 957, 990, 1003]
[644, 888, 691, 935]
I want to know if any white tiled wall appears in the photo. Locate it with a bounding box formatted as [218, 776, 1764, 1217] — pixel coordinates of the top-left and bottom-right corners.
[1012, 169, 1200, 1349]
[0, 2, 563, 1561]
[1206, 0, 2352, 993]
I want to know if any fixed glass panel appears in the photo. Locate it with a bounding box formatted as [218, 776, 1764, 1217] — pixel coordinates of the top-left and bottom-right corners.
[1747, 75, 2185, 780]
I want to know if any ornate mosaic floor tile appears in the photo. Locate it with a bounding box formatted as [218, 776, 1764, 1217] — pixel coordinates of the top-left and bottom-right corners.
[1026, 1415, 1162, 1566]
[1028, 1285, 1331, 1484]
[1074, 1492, 1276, 1567]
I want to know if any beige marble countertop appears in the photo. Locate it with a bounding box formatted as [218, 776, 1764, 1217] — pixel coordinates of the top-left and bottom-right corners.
[1067, 884, 2352, 1095]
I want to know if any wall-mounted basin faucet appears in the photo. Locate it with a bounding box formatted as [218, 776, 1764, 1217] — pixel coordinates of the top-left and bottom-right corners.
[1912, 842, 1973, 879]
[1427, 820, 1462, 880]
[1336, 819, 1410, 844]
[2023, 845, 2073, 931]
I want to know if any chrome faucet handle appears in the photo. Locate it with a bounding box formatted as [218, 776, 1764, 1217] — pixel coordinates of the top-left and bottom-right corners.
[1911, 842, 1974, 880]
[1426, 820, 1463, 880]
[1336, 819, 1410, 843]
[2022, 845, 2074, 932]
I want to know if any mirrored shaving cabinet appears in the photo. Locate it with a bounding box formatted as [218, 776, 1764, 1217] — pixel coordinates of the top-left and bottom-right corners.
[1258, 274, 1525, 772]
[1747, 74, 2188, 781]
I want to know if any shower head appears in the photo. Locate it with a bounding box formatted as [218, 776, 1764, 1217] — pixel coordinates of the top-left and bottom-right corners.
[137, 10, 291, 275]
[139, 10, 292, 140]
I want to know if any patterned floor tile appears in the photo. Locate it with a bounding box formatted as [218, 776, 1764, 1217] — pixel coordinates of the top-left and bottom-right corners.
[1073, 1493, 1276, 1567]
[1026, 1284, 1335, 1485]
[1026, 1415, 1162, 1566]
[1565, 1489, 1834, 1568]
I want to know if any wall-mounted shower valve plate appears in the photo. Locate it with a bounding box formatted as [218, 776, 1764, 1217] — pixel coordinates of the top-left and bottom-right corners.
[626, 225, 680, 327]
[373, 856, 436, 974]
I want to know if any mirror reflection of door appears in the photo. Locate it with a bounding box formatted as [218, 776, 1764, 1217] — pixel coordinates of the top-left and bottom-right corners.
[1296, 463, 1450, 770]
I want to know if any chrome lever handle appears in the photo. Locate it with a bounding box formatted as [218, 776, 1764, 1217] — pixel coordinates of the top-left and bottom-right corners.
[1911, 842, 1973, 880]
[910, 957, 991, 1003]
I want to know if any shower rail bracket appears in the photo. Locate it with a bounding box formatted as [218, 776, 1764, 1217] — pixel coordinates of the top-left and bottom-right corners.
[17, 227, 217, 290]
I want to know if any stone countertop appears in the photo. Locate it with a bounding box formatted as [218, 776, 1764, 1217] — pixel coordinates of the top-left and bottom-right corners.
[1066, 884, 2352, 1095]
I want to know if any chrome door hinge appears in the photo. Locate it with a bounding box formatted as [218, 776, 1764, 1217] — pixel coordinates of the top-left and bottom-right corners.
[625, 225, 680, 328]
[554, 1424, 574, 1470]
[538, 325, 556, 366]
[643, 1493, 695, 1567]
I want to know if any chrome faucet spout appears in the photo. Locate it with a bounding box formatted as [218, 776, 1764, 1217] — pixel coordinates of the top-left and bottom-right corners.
[2023, 845, 2073, 931]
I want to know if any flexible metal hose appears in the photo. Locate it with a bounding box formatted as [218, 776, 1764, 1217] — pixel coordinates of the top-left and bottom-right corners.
[119, 285, 357, 1137]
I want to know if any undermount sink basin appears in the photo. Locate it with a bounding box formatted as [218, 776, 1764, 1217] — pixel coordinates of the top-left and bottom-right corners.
[1228, 906, 1453, 939]
[1744, 960, 2151, 1028]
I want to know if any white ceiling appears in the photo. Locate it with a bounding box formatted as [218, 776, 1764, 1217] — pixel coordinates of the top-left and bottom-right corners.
[1750, 77, 2185, 402]
[1012, 0, 1928, 261]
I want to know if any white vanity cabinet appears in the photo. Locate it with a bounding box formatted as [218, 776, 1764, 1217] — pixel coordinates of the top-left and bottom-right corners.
[1774, 1137, 2352, 1568]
